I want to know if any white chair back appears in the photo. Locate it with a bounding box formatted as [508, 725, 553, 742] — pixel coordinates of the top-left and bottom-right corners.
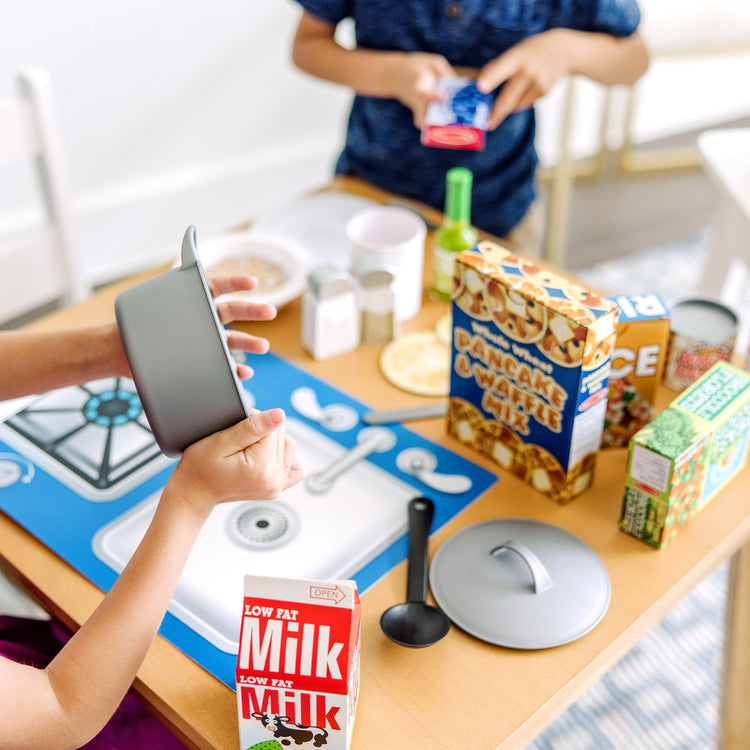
[0, 68, 91, 324]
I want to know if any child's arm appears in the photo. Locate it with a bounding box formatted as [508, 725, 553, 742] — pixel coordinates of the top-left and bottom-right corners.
[0, 274, 275, 401]
[0, 324, 134, 400]
[0, 409, 304, 749]
[292, 11, 455, 127]
[477, 28, 650, 129]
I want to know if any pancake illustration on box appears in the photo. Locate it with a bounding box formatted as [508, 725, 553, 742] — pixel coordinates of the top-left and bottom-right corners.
[453, 264, 492, 321]
[485, 277, 548, 344]
[448, 241, 618, 503]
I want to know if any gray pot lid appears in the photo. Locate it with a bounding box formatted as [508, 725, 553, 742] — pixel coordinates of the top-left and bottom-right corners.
[429, 519, 611, 649]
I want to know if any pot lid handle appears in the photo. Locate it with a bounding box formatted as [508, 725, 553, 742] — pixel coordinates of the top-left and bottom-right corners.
[490, 540, 553, 595]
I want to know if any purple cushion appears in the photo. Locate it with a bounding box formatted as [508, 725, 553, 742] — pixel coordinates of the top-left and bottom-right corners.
[0, 615, 189, 749]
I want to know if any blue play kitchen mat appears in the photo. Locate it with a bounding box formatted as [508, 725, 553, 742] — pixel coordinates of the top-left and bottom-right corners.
[0, 352, 496, 688]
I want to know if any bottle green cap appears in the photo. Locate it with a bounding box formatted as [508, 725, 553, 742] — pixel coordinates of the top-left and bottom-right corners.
[444, 167, 473, 223]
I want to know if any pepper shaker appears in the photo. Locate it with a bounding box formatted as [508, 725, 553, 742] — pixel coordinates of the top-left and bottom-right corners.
[355, 254, 397, 345]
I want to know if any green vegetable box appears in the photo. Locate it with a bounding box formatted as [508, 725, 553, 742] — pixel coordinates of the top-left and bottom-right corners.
[620, 361, 750, 548]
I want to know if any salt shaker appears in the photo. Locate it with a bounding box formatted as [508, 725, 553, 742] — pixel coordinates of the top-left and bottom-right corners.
[355, 254, 397, 345]
[302, 265, 360, 360]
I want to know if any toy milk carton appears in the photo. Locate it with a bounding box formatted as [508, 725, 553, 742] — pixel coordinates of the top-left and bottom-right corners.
[620, 361, 750, 548]
[421, 77, 492, 151]
[236, 575, 361, 750]
[601, 293, 670, 448]
[448, 240, 618, 503]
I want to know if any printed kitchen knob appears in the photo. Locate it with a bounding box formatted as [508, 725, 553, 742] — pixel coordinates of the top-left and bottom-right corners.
[0, 455, 34, 487]
[290, 386, 358, 432]
[396, 447, 472, 494]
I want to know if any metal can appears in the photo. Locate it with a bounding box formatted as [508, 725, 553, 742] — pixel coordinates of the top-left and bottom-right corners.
[663, 296, 739, 391]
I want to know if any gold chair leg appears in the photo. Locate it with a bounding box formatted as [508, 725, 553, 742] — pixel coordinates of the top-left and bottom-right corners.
[543, 77, 577, 267]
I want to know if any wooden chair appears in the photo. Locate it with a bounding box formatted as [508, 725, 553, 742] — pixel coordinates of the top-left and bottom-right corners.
[0, 68, 91, 324]
[539, 1, 750, 267]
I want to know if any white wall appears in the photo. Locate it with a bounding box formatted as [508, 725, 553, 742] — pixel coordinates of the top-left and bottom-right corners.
[1, 0, 352, 289]
[2, 0, 749, 308]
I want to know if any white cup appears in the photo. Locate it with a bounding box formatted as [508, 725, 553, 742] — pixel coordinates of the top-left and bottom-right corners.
[346, 206, 426, 321]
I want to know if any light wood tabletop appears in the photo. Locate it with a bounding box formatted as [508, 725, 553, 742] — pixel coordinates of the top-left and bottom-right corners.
[2, 176, 750, 750]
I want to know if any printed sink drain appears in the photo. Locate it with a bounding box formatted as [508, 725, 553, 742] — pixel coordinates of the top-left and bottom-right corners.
[228, 502, 299, 550]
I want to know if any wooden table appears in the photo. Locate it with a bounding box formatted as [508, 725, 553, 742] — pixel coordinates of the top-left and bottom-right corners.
[2, 176, 750, 750]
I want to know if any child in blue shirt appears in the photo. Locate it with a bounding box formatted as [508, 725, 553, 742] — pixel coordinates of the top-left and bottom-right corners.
[291, 0, 649, 254]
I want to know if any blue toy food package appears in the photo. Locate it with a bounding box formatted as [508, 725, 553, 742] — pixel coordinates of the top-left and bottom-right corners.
[448, 241, 619, 503]
[421, 77, 492, 151]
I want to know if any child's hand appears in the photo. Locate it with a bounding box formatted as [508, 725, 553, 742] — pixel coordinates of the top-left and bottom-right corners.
[390, 52, 455, 128]
[166, 408, 305, 517]
[207, 273, 277, 379]
[108, 273, 276, 380]
[477, 29, 571, 129]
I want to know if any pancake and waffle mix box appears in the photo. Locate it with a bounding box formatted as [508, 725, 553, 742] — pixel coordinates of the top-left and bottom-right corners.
[448, 241, 618, 503]
[601, 293, 670, 448]
[236, 575, 360, 750]
[620, 361, 750, 548]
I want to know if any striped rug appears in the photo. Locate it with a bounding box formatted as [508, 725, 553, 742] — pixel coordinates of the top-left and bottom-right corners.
[529, 229, 728, 750]
[528, 562, 728, 750]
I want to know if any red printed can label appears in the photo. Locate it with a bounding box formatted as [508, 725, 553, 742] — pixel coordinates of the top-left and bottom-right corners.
[663, 297, 739, 391]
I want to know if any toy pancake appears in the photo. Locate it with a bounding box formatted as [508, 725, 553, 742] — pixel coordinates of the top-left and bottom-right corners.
[380, 331, 450, 396]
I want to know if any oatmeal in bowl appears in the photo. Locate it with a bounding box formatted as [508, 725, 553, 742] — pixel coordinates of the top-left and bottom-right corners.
[177, 231, 309, 309]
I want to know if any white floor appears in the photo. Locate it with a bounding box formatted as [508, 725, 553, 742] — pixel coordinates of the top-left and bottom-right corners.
[0, 571, 48, 619]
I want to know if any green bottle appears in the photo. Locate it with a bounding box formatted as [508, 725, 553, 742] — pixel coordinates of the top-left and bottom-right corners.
[431, 167, 479, 302]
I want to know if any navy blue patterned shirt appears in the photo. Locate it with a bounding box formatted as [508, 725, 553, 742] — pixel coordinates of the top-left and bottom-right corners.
[294, 0, 641, 237]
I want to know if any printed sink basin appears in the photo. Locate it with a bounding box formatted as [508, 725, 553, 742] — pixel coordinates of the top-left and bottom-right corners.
[93, 418, 412, 653]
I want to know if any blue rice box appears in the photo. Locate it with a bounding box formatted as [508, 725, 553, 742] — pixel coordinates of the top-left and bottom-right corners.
[448, 241, 618, 503]
[422, 77, 492, 151]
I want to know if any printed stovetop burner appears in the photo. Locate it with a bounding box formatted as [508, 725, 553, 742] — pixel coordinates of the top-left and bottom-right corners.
[0, 377, 172, 501]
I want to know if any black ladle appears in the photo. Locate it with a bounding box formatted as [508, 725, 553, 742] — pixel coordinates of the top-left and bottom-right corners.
[380, 496, 451, 647]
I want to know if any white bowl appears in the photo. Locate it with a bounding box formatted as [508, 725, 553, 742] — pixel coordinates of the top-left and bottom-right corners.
[188, 231, 310, 309]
